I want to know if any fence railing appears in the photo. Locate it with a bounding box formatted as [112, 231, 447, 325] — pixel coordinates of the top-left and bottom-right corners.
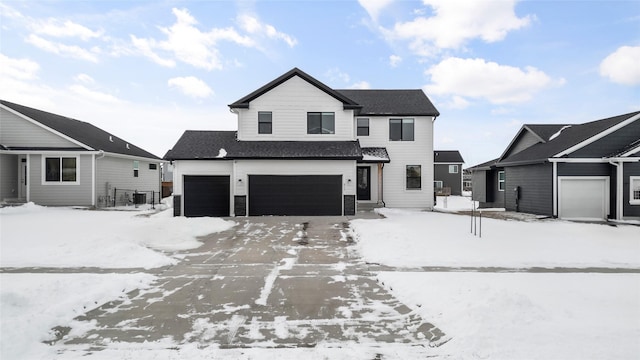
[109, 188, 161, 209]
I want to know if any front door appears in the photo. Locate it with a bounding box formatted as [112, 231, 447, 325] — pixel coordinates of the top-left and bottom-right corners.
[19, 157, 27, 200]
[357, 166, 371, 200]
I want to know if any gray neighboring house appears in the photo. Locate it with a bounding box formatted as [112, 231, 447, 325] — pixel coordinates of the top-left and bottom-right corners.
[434, 150, 464, 195]
[470, 111, 640, 221]
[0, 100, 161, 207]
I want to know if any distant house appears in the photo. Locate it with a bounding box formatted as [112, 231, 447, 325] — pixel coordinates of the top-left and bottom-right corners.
[470, 111, 640, 221]
[433, 150, 464, 195]
[0, 100, 161, 207]
[164, 67, 440, 217]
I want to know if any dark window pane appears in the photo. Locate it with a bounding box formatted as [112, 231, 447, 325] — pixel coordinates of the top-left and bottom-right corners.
[357, 127, 369, 136]
[406, 165, 421, 189]
[322, 112, 335, 134]
[357, 118, 369, 136]
[259, 122, 272, 134]
[45, 157, 60, 182]
[258, 112, 272, 134]
[258, 112, 272, 123]
[62, 158, 76, 182]
[389, 119, 402, 141]
[402, 119, 414, 141]
[307, 112, 322, 134]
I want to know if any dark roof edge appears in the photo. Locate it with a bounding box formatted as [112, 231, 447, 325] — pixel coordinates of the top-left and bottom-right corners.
[164, 156, 362, 161]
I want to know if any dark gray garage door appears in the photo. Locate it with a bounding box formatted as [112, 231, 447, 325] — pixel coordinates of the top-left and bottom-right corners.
[183, 175, 230, 217]
[249, 175, 342, 216]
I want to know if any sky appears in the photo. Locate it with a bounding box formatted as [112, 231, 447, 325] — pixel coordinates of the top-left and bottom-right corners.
[1, 0, 639, 166]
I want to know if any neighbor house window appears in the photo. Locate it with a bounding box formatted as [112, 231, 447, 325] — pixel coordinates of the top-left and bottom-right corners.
[133, 161, 139, 178]
[44, 157, 77, 183]
[149, 163, 157, 170]
[357, 118, 369, 136]
[389, 118, 414, 141]
[498, 171, 505, 191]
[406, 165, 421, 190]
[631, 177, 640, 205]
[307, 112, 335, 134]
[449, 165, 459, 174]
[258, 111, 272, 134]
[434, 180, 443, 191]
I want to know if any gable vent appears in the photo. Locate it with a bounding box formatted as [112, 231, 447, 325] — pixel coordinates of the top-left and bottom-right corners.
[109, 136, 113, 142]
[126, 143, 130, 149]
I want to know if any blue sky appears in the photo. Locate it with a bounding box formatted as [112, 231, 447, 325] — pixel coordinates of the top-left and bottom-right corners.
[1, 0, 638, 165]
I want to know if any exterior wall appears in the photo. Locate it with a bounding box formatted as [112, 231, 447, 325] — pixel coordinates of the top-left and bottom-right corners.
[356, 163, 380, 204]
[357, 115, 434, 208]
[557, 162, 616, 217]
[0, 154, 18, 200]
[28, 153, 93, 206]
[473, 169, 506, 208]
[571, 119, 640, 158]
[172, 160, 234, 216]
[471, 170, 487, 202]
[434, 163, 462, 195]
[503, 130, 541, 158]
[95, 155, 161, 207]
[236, 76, 355, 141]
[0, 108, 78, 148]
[623, 162, 640, 218]
[504, 163, 553, 215]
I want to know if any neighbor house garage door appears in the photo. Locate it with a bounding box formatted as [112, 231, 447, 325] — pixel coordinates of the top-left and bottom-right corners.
[183, 175, 230, 217]
[558, 177, 608, 220]
[249, 175, 342, 216]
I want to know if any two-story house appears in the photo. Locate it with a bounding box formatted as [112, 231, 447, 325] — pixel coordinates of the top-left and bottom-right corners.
[164, 68, 440, 217]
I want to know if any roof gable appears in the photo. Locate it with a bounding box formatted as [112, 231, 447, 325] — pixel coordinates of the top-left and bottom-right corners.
[229, 68, 361, 110]
[434, 150, 464, 163]
[1, 100, 160, 159]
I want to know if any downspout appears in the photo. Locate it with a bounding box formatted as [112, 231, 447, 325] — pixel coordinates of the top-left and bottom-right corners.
[608, 159, 622, 220]
[378, 163, 385, 207]
[93, 150, 105, 207]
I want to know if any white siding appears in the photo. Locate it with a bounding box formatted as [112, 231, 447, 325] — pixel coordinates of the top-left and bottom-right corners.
[358, 116, 435, 208]
[0, 108, 79, 148]
[95, 156, 161, 207]
[28, 154, 93, 206]
[237, 76, 355, 141]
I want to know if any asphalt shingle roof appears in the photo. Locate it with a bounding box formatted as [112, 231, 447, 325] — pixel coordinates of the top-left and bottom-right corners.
[1, 100, 160, 159]
[360, 147, 390, 163]
[164, 131, 362, 160]
[434, 150, 464, 163]
[336, 89, 440, 117]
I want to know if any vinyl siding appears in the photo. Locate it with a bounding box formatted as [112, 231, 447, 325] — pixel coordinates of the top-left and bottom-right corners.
[471, 170, 487, 203]
[434, 163, 462, 195]
[474, 169, 506, 208]
[95, 156, 161, 207]
[0, 108, 79, 148]
[570, 119, 640, 158]
[357, 115, 434, 208]
[0, 154, 18, 200]
[504, 163, 553, 215]
[237, 76, 355, 141]
[623, 162, 640, 218]
[28, 154, 93, 206]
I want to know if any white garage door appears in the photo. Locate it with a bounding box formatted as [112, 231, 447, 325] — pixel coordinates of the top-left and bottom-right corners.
[559, 177, 608, 220]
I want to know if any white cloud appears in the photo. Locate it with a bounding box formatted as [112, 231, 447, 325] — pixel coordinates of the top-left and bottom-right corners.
[130, 35, 176, 67]
[0, 53, 40, 80]
[384, 0, 532, 55]
[31, 19, 103, 40]
[26, 34, 99, 62]
[74, 73, 95, 84]
[358, 0, 395, 21]
[69, 84, 122, 104]
[237, 14, 297, 47]
[424, 57, 557, 104]
[325, 68, 351, 83]
[389, 54, 402, 67]
[168, 76, 213, 98]
[599, 46, 640, 85]
[445, 95, 471, 109]
[348, 81, 372, 89]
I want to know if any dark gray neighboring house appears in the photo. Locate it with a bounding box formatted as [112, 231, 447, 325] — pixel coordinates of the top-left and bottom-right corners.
[434, 150, 464, 195]
[470, 111, 640, 221]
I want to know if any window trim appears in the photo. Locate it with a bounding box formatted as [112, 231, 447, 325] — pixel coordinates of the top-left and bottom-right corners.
[434, 180, 443, 190]
[406, 165, 422, 190]
[449, 165, 459, 174]
[307, 112, 335, 134]
[389, 118, 415, 141]
[357, 118, 369, 136]
[498, 171, 505, 192]
[258, 111, 272, 134]
[41, 155, 80, 185]
[133, 160, 139, 178]
[630, 176, 640, 205]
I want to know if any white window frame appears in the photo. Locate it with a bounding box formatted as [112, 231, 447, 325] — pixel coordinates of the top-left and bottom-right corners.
[133, 160, 139, 178]
[41, 155, 80, 185]
[434, 180, 443, 190]
[630, 176, 640, 205]
[498, 171, 505, 191]
[449, 165, 459, 174]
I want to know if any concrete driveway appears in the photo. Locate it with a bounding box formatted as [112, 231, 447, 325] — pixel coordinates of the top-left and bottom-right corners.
[59, 216, 446, 351]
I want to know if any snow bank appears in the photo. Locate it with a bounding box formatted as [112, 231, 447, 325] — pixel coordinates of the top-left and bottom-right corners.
[0, 204, 236, 269]
[0, 273, 156, 359]
[351, 208, 640, 268]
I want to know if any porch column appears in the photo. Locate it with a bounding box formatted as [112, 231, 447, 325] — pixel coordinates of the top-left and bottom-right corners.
[377, 163, 384, 206]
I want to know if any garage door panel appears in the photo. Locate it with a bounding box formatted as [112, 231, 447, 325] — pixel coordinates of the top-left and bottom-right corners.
[559, 178, 607, 220]
[249, 175, 342, 216]
[183, 175, 230, 217]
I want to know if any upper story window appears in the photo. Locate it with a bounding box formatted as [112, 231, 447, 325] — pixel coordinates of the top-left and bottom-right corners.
[449, 165, 459, 174]
[357, 118, 369, 136]
[406, 165, 421, 190]
[389, 118, 414, 141]
[498, 171, 505, 191]
[258, 111, 272, 134]
[307, 112, 335, 134]
[44, 156, 77, 183]
[133, 161, 139, 177]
